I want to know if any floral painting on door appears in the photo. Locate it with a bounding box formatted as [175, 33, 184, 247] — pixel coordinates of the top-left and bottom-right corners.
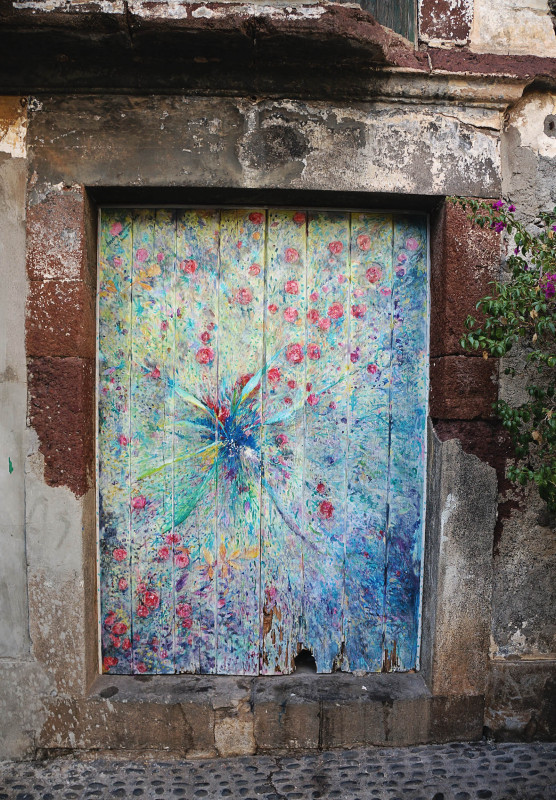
[98, 208, 428, 675]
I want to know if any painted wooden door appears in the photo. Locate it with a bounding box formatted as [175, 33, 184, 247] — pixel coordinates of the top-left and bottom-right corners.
[98, 209, 428, 676]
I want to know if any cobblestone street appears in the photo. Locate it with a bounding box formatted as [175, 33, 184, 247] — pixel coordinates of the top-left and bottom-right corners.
[1, 741, 555, 800]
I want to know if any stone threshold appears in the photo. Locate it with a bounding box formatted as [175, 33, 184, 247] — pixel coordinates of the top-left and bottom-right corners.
[77, 672, 449, 755]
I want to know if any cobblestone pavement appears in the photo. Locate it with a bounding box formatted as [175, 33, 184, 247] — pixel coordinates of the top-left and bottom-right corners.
[1, 742, 555, 800]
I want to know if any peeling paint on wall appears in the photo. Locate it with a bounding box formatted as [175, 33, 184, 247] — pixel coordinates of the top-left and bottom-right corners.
[0, 97, 27, 159]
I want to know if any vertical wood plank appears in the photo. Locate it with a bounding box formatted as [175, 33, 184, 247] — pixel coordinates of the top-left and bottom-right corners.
[174, 209, 220, 674]
[129, 210, 175, 674]
[383, 215, 428, 671]
[344, 213, 394, 673]
[302, 211, 350, 672]
[215, 209, 265, 675]
[98, 209, 133, 673]
[260, 209, 307, 674]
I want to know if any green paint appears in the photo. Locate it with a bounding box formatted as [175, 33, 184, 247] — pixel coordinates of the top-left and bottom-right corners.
[8, 457, 14, 474]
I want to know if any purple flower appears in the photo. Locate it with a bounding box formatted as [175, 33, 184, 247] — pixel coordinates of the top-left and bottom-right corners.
[552, 225, 556, 232]
[540, 273, 556, 299]
[493, 221, 506, 233]
[492, 200, 505, 210]
[514, 246, 520, 255]
[508, 204, 516, 212]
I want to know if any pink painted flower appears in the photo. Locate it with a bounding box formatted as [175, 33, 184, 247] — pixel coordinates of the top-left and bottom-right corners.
[150, 366, 161, 380]
[249, 211, 264, 225]
[268, 303, 278, 314]
[236, 287, 253, 305]
[267, 367, 281, 384]
[353, 287, 366, 297]
[357, 234, 371, 251]
[307, 309, 319, 324]
[136, 663, 147, 673]
[183, 617, 193, 629]
[118, 434, 128, 447]
[284, 397, 293, 406]
[284, 307, 298, 323]
[118, 578, 128, 591]
[217, 598, 226, 608]
[200, 331, 211, 343]
[249, 263, 261, 276]
[175, 551, 190, 569]
[319, 500, 334, 519]
[351, 304, 367, 319]
[110, 222, 123, 236]
[113, 548, 127, 562]
[158, 546, 170, 561]
[176, 603, 192, 618]
[103, 656, 118, 670]
[112, 622, 128, 636]
[328, 302, 344, 320]
[397, 252, 408, 264]
[136, 248, 148, 262]
[318, 317, 331, 332]
[180, 259, 197, 274]
[287, 379, 296, 389]
[122, 638, 131, 650]
[329, 401, 337, 410]
[285, 248, 299, 263]
[317, 482, 326, 494]
[307, 343, 321, 360]
[350, 351, 360, 363]
[406, 237, 419, 251]
[329, 241, 343, 255]
[160, 320, 169, 331]
[144, 591, 159, 609]
[131, 495, 147, 510]
[306, 382, 312, 391]
[367, 363, 378, 374]
[293, 212, 306, 225]
[286, 343, 304, 364]
[196, 347, 215, 365]
[380, 287, 392, 296]
[366, 265, 382, 284]
[275, 434, 288, 446]
[338, 274, 346, 284]
[137, 605, 149, 618]
[310, 291, 319, 302]
[284, 279, 299, 295]
[165, 533, 181, 544]
[307, 394, 319, 406]
[105, 612, 116, 627]
[157, 252, 164, 262]
[113, 257, 122, 267]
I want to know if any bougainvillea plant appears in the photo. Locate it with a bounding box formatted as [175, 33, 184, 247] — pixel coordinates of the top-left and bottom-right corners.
[451, 197, 556, 510]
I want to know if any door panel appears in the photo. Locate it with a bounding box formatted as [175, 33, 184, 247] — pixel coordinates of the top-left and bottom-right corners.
[98, 208, 428, 675]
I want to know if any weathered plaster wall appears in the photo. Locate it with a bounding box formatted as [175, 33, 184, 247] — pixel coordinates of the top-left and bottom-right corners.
[470, 0, 556, 56]
[0, 96, 52, 761]
[477, 90, 556, 740]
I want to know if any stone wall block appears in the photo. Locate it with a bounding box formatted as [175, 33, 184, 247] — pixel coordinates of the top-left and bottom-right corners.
[27, 356, 94, 496]
[26, 278, 95, 359]
[38, 698, 194, 755]
[430, 355, 498, 419]
[427, 435, 497, 697]
[430, 201, 501, 359]
[254, 699, 321, 752]
[430, 695, 485, 742]
[27, 189, 93, 284]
